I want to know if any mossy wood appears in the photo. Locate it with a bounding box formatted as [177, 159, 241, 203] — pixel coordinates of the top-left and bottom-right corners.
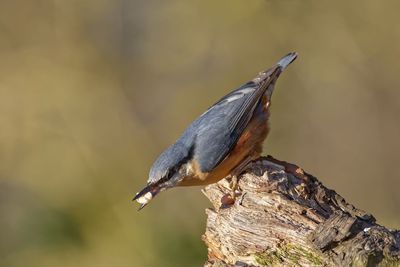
[202, 156, 400, 267]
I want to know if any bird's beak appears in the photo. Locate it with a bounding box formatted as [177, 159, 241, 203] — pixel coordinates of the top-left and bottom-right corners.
[134, 191, 153, 210]
[132, 172, 182, 211]
[133, 185, 161, 211]
[138, 202, 148, 211]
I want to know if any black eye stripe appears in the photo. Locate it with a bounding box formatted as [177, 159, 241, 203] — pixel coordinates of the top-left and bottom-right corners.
[160, 145, 195, 183]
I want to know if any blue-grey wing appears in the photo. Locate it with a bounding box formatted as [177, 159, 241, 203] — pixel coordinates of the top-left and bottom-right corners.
[189, 80, 269, 173]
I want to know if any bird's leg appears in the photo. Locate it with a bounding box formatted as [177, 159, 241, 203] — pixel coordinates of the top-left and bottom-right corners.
[223, 156, 254, 205]
[229, 175, 239, 199]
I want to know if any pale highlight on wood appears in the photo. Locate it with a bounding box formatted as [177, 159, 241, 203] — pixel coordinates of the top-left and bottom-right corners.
[202, 156, 400, 267]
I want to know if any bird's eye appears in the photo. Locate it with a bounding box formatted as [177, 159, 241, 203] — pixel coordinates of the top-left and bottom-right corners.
[164, 166, 178, 181]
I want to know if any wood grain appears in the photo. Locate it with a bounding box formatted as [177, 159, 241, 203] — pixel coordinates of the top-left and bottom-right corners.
[202, 156, 400, 267]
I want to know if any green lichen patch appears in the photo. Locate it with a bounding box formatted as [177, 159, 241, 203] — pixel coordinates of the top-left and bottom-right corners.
[380, 255, 400, 267]
[254, 250, 284, 266]
[254, 243, 324, 266]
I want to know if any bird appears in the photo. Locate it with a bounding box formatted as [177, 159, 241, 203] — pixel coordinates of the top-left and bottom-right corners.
[133, 52, 297, 210]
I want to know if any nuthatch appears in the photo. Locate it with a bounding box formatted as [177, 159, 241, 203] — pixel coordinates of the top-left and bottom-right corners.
[133, 52, 297, 209]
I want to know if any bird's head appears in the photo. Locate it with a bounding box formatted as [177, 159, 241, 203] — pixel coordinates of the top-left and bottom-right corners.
[133, 142, 191, 210]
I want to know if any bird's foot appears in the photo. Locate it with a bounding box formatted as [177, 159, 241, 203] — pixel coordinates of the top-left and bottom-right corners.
[229, 175, 238, 197]
[221, 175, 242, 207]
[221, 193, 235, 207]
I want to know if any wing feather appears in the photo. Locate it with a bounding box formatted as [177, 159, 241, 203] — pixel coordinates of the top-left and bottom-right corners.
[191, 68, 280, 172]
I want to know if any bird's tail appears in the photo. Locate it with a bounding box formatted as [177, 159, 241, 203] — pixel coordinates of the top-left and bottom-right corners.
[252, 52, 297, 99]
[277, 52, 298, 70]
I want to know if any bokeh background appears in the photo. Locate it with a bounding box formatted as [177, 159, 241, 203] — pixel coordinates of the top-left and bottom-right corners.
[1, 1, 400, 266]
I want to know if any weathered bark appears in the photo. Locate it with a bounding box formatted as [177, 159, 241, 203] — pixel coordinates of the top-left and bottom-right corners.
[202, 156, 400, 267]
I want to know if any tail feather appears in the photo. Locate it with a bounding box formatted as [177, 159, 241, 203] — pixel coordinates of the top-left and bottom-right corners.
[277, 52, 297, 70]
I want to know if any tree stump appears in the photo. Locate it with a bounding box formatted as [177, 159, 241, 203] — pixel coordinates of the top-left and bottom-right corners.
[202, 156, 400, 267]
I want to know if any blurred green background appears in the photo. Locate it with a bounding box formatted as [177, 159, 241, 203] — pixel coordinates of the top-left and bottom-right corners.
[1, 1, 400, 266]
